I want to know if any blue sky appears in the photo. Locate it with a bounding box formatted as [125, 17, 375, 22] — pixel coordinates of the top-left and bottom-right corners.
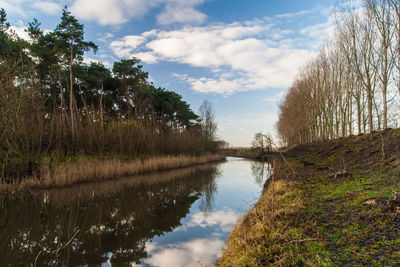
[2, 0, 337, 146]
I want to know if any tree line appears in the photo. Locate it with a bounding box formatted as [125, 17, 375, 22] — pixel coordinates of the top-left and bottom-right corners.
[277, 0, 400, 146]
[0, 7, 218, 180]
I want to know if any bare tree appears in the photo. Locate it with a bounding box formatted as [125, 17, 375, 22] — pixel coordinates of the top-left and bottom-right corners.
[277, 0, 400, 145]
[199, 100, 217, 142]
[367, 0, 395, 129]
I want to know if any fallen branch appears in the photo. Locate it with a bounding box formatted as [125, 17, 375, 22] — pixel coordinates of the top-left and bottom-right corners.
[33, 251, 41, 267]
[56, 229, 80, 256]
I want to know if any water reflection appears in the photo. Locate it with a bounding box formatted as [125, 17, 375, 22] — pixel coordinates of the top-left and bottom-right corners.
[197, 174, 217, 215]
[0, 165, 220, 266]
[250, 160, 271, 186]
[143, 238, 225, 267]
[0, 158, 270, 266]
[186, 209, 239, 232]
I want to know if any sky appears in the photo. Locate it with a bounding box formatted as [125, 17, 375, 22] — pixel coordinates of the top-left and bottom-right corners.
[1, 0, 337, 146]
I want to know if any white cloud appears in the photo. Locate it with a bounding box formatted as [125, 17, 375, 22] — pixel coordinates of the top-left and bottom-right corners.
[8, 25, 52, 41]
[300, 21, 336, 48]
[0, 0, 61, 17]
[69, 0, 207, 26]
[133, 52, 158, 64]
[105, 4, 336, 95]
[185, 76, 245, 94]
[9, 26, 30, 40]
[70, 0, 146, 25]
[97, 32, 115, 43]
[275, 10, 311, 19]
[157, 0, 207, 25]
[31, 1, 61, 15]
[83, 57, 111, 68]
[104, 33, 114, 39]
[109, 35, 147, 58]
[143, 24, 267, 69]
[0, 0, 27, 17]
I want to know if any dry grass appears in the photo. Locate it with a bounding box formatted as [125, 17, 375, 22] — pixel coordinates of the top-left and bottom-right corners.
[0, 154, 225, 192]
[219, 177, 306, 266]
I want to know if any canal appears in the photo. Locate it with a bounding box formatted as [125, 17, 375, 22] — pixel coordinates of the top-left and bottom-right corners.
[0, 157, 271, 266]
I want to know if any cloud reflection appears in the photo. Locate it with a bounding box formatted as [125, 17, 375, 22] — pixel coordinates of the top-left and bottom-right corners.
[142, 208, 240, 266]
[144, 238, 225, 267]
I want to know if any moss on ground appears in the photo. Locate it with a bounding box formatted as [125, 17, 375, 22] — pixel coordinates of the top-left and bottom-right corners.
[219, 128, 400, 266]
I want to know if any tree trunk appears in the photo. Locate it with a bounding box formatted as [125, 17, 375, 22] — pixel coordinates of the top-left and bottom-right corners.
[100, 83, 104, 129]
[366, 87, 373, 132]
[69, 45, 75, 139]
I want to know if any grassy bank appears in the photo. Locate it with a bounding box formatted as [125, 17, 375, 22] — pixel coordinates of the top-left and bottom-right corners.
[0, 154, 225, 191]
[220, 129, 400, 265]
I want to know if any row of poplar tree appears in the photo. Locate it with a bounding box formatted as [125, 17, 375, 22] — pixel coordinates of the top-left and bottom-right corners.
[0, 7, 218, 179]
[277, 0, 400, 146]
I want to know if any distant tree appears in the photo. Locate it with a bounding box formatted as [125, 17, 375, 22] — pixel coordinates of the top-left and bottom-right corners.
[251, 132, 273, 154]
[216, 140, 229, 149]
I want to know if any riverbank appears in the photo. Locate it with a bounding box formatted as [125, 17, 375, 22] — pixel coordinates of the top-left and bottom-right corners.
[0, 154, 225, 192]
[220, 129, 400, 265]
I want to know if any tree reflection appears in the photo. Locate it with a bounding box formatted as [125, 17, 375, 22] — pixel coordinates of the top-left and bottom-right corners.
[198, 167, 221, 214]
[0, 165, 220, 266]
[250, 161, 271, 186]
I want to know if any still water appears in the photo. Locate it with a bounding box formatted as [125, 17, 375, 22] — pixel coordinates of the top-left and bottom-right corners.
[0, 157, 270, 266]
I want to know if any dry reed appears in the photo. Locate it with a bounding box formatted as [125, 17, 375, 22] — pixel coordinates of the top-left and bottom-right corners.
[0, 154, 225, 192]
